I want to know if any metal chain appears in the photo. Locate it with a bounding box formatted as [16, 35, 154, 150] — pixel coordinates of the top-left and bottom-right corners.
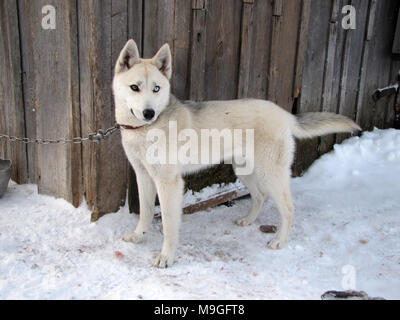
[0, 124, 120, 145]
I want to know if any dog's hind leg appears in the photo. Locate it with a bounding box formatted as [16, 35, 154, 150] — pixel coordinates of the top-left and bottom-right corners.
[123, 161, 157, 244]
[233, 166, 267, 227]
[262, 169, 294, 250]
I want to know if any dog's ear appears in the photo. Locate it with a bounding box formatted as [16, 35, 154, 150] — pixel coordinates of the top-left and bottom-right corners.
[152, 43, 172, 80]
[115, 39, 140, 74]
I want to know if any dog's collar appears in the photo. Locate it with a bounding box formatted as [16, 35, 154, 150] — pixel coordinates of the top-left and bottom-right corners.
[118, 123, 147, 130]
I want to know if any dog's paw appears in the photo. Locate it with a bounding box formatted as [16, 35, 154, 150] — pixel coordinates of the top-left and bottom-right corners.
[267, 237, 287, 250]
[235, 217, 252, 227]
[122, 232, 144, 244]
[153, 253, 174, 268]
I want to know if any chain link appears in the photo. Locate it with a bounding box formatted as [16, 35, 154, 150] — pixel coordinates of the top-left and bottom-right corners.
[0, 124, 120, 145]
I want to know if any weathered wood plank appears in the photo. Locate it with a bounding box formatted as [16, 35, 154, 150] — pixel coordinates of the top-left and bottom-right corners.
[18, 1, 38, 184]
[204, 0, 242, 100]
[372, 0, 400, 129]
[336, 0, 370, 144]
[189, 0, 207, 101]
[385, 60, 400, 128]
[17, 0, 82, 206]
[319, 0, 344, 155]
[238, 0, 274, 100]
[192, 0, 205, 10]
[246, 0, 274, 100]
[182, 186, 248, 215]
[293, 0, 332, 176]
[78, 0, 128, 220]
[0, 0, 28, 183]
[357, 0, 398, 130]
[128, 0, 143, 54]
[127, 0, 143, 214]
[355, 0, 377, 128]
[293, 0, 312, 100]
[143, 0, 175, 59]
[172, 0, 192, 100]
[393, 9, 400, 54]
[237, 1, 254, 99]
[268, 0, 302, 111]
[273, 0, 283, 17]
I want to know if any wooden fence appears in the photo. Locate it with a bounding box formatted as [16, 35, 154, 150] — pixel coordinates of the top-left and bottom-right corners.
[0, 0, 399, 220]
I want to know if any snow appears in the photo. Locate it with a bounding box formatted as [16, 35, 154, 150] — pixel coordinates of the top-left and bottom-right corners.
[0, 128, 399, 300]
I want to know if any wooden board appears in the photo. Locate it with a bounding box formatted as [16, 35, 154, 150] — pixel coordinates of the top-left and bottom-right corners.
[357, 0, 398, 130]
[393, 9, 400, 54]
[268, 0, 302, 111]
[293, 0, 312, 100]
[172, 0, 192, 100]
[336, 0, 370, 144]
[386, 59, 400, 127]
[189, 0, 207, 101]
[128, 0, 144, 54]
[127, 0, 144, 215]
[237, 1, 254, 99]
[0, 0, 28, 183]
[204, 0, 242, 100]
[238, 0, 273, 99]
[16, 0, 82, 206]
[78, 0, 128, 220]
[18, 1, 38, 184]
[293, 0, 332, 176]
[319, 0, 345, 155]
[143, 0, 175, 59]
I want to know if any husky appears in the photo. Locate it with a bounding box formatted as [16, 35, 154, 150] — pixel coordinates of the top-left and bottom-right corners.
[113, 39, 360, 268]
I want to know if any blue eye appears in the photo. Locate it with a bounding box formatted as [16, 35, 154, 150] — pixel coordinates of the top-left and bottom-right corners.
[153, 86, 160, 93]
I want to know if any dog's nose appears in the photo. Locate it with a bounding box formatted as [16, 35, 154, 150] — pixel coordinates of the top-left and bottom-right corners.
[143, 109, 155, 121]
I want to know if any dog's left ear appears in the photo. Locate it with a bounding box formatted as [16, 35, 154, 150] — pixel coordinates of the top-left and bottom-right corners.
[152, 43, 172, 80]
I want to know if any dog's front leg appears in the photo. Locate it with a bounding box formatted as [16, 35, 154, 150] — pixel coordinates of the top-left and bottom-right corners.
[123, 161, 157, 243]
[153, 174, 184, 268]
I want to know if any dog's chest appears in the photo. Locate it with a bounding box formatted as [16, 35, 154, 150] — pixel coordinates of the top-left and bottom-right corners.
[121, 131, 148, 160]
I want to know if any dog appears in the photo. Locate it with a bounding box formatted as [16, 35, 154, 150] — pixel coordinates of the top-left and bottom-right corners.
[113, 39, 360, 268]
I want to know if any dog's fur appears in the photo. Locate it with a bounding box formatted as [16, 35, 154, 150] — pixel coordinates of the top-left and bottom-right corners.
[113, 40, 361, 268]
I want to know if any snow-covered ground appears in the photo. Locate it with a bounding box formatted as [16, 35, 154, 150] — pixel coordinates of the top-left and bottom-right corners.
[0, 128, 399, 300]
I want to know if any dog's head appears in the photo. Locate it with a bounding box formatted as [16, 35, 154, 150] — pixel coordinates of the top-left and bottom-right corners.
[113, 40, 172, 126]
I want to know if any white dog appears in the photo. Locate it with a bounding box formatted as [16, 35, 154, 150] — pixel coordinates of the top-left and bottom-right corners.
[113, 40, 360, 268]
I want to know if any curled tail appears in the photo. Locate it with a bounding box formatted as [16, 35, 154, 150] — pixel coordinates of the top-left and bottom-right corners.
[291, 112, 361, 139]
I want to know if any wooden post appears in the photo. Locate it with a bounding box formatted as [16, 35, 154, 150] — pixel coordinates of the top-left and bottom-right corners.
[319, 0, 341, 155]
[237, 0, 254, 99]
[356, 0, 397, 130]
[293, 0, 332, 176]
[78, 0, 128, 221]
[268, 0, 303, 111]
[16, 0, 82, 206]
[336, 0, 370, 144]
[393, 10, 400, 54]
[189, 0, 207, 101]
[0, 0, 28, 184]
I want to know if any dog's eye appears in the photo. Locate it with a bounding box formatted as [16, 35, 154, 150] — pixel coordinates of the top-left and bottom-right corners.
[130, 85, 140, 92]
[153, 86, 160, 93]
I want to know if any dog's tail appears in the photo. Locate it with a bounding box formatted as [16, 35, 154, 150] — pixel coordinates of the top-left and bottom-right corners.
[291, 112, 361, 139]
